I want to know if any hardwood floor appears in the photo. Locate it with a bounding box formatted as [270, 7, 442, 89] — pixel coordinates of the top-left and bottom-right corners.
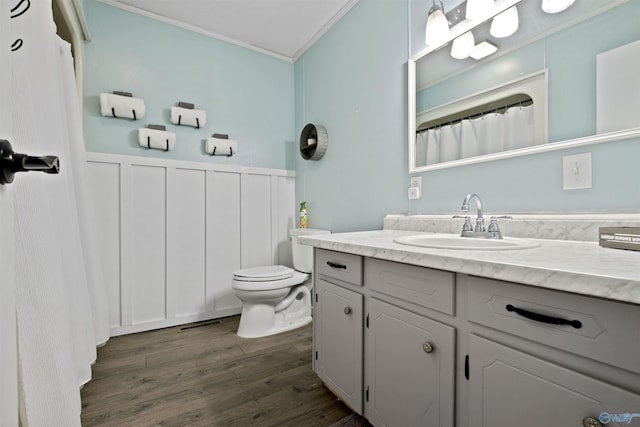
[81, 316, 352, 426]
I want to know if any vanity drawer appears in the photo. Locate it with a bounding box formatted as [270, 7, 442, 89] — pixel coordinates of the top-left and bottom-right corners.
[316, 249, 363, 287]
[467, 276, 640, 374]
[366, 258, 455, 315]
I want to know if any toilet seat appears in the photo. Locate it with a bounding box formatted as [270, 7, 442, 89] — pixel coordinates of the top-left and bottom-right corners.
[232, 266, 308, 291]
[233, 265, 294, 282]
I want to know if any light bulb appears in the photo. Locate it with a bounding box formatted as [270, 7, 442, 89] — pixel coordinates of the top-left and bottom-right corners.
[490, 6, 518, 38]
[451, 31, 475, 59]
[425, 5, 449, 46]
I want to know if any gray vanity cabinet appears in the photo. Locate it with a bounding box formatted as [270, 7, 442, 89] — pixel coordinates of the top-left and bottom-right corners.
[313, 249, 365, 413]
[312, 248, 640, 427]
[468, 334, 640, 427]
[465, 274, 640, 427]
[314, 278, 363, 413]
[365, 298, 455, 427]
[313, 250, 457, 426]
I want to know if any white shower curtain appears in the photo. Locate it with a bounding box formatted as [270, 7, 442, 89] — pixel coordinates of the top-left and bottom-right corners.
[416, 104, 534, 166]
[10, 1, 109, 425]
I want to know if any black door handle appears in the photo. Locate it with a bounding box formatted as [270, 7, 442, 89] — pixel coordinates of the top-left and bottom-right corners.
[0, 139, 60, 185]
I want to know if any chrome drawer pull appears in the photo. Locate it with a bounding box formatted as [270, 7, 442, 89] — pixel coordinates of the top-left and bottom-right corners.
[326, 261, 347, 270]
[506, 304, 582, 329]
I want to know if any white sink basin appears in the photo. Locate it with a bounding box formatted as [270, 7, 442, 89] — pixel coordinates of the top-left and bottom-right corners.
[393, 234, 540, 251]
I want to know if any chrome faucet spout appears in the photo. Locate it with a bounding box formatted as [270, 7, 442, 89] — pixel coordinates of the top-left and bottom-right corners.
[461, 193, 483, 218]
[460, 193, 485, 232]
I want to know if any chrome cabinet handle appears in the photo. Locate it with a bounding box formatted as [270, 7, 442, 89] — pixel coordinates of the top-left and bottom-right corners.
[344, 306, 351, 315]
[582, 417, 603, 427]
[422, 342, 434, 353]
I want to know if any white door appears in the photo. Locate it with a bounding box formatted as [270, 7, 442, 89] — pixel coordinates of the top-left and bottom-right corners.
[1, 5, 19, 424]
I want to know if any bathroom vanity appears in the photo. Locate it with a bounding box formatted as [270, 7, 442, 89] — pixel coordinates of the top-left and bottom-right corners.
[302, 215, 640, 427]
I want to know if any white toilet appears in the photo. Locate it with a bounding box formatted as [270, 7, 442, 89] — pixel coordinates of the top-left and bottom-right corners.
[231, 228, 330, 338]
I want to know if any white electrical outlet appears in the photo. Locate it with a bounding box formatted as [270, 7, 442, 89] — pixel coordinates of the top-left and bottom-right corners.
[563, 152, 592, 190]
[408, 187, 421, 200]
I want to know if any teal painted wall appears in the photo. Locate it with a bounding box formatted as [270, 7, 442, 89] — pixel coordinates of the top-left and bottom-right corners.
[295, 0, 640, 231]
[83, 0, 294, 169]
[83, 0, 639, 233]
[294, 0, 410, 232]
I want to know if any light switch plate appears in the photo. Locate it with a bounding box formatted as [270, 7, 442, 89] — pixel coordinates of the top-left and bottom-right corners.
[409, 176, 422, 199]
[563, 152, 592, 190]
[410, 176, 422, 191]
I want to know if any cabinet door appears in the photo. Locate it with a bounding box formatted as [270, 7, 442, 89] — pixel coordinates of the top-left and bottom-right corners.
[366, 299, 455, 427]
[314, 279, 363, 413]
[469, 334, 640, 427]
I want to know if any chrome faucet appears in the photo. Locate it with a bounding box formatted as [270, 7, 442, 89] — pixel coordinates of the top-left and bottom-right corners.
[455, 194, 510, 239]
[461, 193, 485, 232]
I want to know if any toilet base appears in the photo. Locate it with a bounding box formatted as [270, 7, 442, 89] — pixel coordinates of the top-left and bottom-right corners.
[237, 314, 312, 339]
[236, 285, 312, 338]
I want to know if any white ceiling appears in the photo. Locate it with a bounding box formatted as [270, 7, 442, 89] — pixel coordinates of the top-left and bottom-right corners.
[100, 0, 359, 61]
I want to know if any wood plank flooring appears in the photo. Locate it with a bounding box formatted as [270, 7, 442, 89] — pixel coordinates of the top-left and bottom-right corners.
[81, 316, 352, 426]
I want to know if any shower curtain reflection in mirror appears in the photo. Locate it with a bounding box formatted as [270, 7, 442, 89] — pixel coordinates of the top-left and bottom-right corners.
[415, 103, 534, 166]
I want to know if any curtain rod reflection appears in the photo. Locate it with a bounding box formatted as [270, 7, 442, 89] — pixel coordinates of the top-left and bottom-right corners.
[416, 97, 533, 134]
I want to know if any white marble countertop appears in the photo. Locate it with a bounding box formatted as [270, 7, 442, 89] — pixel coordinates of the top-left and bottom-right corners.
[299, 229, 640, 306]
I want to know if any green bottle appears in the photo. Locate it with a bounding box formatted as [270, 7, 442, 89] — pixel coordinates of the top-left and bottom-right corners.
[299, 201, 307, 229]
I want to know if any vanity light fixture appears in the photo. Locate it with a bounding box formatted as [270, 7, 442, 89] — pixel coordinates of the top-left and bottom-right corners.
[490, 6, 519, 38]
[465, 0, 495, 20]
[541, 0, 575, 14]
[451, 31, 476, 59]
[425, 0, 449, 46]
[469, 41, 498, 60]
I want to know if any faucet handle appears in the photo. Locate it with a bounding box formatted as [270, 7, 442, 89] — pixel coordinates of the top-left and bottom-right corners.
[453, 215, 473, 232]
[488, 216, 511, 237]
[488, 216, 512, 229]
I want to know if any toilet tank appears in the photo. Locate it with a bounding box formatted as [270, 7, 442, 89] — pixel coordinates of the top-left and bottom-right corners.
[290, 228, 330, 273]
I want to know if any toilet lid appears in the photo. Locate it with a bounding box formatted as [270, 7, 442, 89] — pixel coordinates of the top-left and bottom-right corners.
[233, 265, 294, 282]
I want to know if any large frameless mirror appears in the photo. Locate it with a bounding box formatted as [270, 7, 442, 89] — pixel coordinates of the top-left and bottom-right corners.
[408, 0, 640, 173]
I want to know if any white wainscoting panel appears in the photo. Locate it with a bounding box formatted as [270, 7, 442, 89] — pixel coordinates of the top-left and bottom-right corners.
[275, 175, 296, 267]
[167, 168, 207, 319]
[86, 153, 295, 336]
[241, 174, 273, 269]
[128, 164, 167, 326]
[206, 171, 242, 314]
[86, 161, 121, 329]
